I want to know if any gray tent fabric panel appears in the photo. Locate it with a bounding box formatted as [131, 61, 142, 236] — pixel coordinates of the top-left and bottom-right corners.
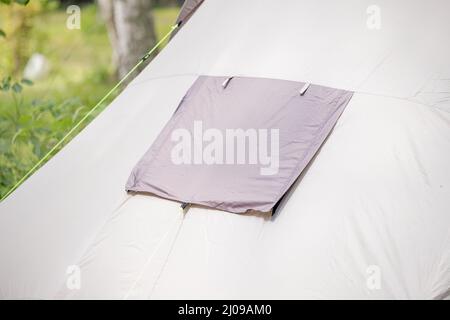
[126, 76, 353, 213]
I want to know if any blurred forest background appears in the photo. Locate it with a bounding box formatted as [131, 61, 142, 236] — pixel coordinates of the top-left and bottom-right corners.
[0, 0, 181, 197]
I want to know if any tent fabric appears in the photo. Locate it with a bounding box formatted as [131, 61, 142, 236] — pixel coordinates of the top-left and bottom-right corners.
[57, 93, 450, 300]
[171, 0, 204, 39]
[0, 0, 449, 299]
[140, 0, 450, 101]
[175, 0, 204, 26]
[126, 75, 353, 213]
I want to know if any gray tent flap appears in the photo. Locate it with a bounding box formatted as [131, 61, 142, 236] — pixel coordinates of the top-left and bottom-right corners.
[126, 76, 353, 213]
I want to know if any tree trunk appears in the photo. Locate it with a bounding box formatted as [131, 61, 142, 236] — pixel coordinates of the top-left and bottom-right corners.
[98, 0, 158, 81]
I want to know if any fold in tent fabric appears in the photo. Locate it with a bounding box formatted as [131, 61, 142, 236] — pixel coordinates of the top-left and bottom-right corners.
[0, 0, 449, 299]
[126, 75, 353, 213]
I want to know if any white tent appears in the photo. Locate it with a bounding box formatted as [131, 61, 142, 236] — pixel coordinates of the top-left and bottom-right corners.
[0, 0, 449, 299]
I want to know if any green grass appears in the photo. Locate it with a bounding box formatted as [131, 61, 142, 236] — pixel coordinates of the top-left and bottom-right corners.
[0, 4, 179, 198]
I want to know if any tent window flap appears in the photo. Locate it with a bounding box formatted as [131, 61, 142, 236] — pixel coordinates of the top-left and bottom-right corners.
[126, 76, 353, 213]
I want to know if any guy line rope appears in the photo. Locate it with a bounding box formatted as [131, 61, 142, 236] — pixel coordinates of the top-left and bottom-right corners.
[0, 22, 182, 202]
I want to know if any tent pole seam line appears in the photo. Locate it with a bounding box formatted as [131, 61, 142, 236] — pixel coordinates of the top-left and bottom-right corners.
[122, 208, 186, 300]
[0, 22, 182, 203]
[147, 209, 187, 300]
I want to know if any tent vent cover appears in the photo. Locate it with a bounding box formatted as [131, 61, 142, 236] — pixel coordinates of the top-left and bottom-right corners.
[126, 75, 353, 214]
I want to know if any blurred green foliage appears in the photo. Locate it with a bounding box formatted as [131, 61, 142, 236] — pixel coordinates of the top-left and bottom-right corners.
[0, 2, 179, 197]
